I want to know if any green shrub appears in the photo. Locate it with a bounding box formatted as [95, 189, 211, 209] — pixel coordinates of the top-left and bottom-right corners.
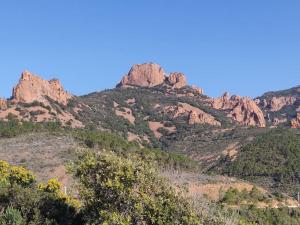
[72, 150, 201, 225]
[0, 206, 24, 225]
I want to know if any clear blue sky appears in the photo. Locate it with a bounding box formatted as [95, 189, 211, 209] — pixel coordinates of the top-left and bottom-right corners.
[1, 1, 300, 98]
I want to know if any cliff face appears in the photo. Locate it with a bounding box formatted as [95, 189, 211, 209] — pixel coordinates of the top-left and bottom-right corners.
[212, 93, 266, 127]
[12, 71, 72, 105]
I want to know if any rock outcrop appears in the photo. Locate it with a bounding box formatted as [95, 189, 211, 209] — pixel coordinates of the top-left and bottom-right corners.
[212, 93, 266, 127]
[191, 86, 204, 95]
[188, 110, 220, 126]
[0, 98, 7, 110]
[269, 96, 297, 112]
[212, 92, 235, 110]
[117, 63, 165, 88]
[164, 102, 221, 126]
[12, 71, 72, 105]
[264, 96, 297, 112]
[291, 113, 300, 128]
[117, 62, 200, 90]
[167, 72, 187, 89]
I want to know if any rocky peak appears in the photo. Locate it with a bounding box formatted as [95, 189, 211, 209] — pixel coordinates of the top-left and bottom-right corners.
[117, 63, 196, 90]
[12, 71, 72, 105]
[212, 92, 266, 127]
[117, 63, 165, 88]
[167, 72, 187, 89]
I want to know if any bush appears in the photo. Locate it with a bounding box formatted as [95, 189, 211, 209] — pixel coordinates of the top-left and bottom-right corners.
[0, 161, 81, 225]
[72, 150, 201, 225]
[0, 206, 24, 225]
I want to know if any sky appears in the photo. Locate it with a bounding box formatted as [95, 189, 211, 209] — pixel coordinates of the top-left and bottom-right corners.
[1, 1, 300, 98]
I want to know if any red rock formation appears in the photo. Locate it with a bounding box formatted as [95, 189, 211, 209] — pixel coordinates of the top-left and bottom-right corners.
[165, 102, 221, 126]
[212, 93, 266, 127]
[192, 86, 204, 95]
[291, 113, 300, 128]
[167, 72, 187, 89]
[117, 63, 165, 88]
[212, 92, 236, 110]
[0, 98, 7, 110]
[188, 110, 221, 126]
[268, 96, 297, 111]
[117, 63, 205, 93]
[12, 71, 72, 105]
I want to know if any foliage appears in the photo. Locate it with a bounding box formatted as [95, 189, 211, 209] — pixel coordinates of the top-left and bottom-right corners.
[0, 120, 62, 138]
[239, 206, 300, 225]
[0, 161, 81, 225]
[0, 160, 35, 187]
[74, 129, 199, 172]
[218, 129, 300, 196]
[220, 187, 268, 205]
[0, 206, 24, 225]
[72, 150, 201, 225]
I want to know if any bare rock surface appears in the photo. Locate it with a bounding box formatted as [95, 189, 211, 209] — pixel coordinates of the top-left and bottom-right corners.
[117, 63, 165, 88]
[167, 72, 187, 89]
[212, 93, 266, 127]
[13, 71, 72, 105]
[291, 113, 300, 128]
[267, 96, 297, 111]
[164, 102, 221, 126]
[117, 62, 203, 91]
[148, 121, 176, 139]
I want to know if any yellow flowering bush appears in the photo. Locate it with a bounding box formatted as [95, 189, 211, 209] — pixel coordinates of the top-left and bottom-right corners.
[0, 160, 35, 186]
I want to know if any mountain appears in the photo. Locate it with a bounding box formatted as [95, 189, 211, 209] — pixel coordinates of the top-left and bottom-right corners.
[1, 63, 299, 167]
[1, 63, 300, 224]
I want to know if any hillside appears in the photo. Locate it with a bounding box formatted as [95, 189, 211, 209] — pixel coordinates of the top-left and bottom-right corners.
[1, 63, 300, 224]
[212, 128, 300, 198]
[1, 120, 300, 224]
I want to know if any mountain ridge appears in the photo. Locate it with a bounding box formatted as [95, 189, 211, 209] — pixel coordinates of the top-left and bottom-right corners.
[1, 62, 299, 130]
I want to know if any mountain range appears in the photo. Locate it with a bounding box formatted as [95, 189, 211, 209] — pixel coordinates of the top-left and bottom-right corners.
[1, 63, 300, 224]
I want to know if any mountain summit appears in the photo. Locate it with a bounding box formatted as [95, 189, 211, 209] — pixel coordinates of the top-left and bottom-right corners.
[12, 71, 72, 106]
[117, 63, 195, 91]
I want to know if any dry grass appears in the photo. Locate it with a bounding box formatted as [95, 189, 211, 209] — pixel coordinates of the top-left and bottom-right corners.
[0, 132, 78, 187]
